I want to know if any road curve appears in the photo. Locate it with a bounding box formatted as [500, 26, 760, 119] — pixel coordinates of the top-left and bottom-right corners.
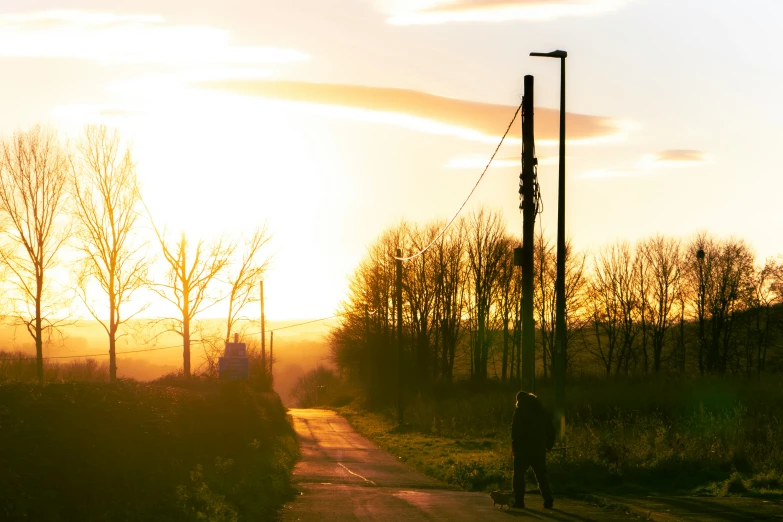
[279, 409, 639, 521]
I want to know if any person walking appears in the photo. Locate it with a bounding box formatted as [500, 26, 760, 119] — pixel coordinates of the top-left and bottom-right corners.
[511, 390, 555, 509]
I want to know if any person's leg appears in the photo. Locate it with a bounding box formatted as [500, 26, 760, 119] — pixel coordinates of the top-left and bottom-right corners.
[512, 454, 528, 507]
[531, 455, 554, 508]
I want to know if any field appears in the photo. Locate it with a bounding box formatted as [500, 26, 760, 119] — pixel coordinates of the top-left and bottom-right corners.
[337, 376, 783, 499]
[0, 378, 298, 521]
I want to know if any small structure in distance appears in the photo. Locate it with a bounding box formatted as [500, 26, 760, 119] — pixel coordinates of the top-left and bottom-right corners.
[219, 334, 249, 380]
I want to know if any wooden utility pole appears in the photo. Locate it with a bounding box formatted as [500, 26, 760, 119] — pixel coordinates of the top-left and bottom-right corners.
[521, 75, 536, 393]
[395, 248, 404, 425]
[270, 331, 274, 376]
[260, 280, 266, 371]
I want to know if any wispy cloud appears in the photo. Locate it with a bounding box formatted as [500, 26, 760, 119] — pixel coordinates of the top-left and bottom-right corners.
[0, 10, 309, 65]
[580, 149, 710, 179]
[639, 149, 709, 167]
[377, 0, 631, 25]
[200, 80, 628, 144]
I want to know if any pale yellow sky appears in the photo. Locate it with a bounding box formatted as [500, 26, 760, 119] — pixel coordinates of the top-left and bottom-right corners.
[0, 0, 781, 322]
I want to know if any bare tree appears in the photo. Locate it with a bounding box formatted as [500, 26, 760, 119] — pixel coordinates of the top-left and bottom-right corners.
[223, 226, 271, 344]
[738, 258, 779, 376]
[641, 235, 682, 372]
[70, 125, 149, 381]
[432, 220, 467, 381]
[707, 237, 754, 373]
[563, 240, 589, 373]
[151, 230, 235, 377]
[587, 241, 638, 375]
[534, 231, 556, 378]
[465, 208, 506, 380]
[496, 235, 521, 381]
[0, 126, 69, 384]
[534, 232, 588, 377]
[329, 225, 404, 404]
[404, 222, 439, 388]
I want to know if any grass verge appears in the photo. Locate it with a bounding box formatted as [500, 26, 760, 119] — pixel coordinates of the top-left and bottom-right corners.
[335, 377, 783, 501]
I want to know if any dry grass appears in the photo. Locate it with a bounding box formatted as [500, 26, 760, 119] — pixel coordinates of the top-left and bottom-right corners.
[340, 376, 783, 498]
[0, 350, 109, 382]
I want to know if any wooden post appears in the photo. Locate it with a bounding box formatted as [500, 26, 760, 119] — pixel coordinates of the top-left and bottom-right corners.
[260, 280, 266, 372]
[396, 249, 404, 425]
[521, 75, 536, 393]
[270, 331, 274, 376]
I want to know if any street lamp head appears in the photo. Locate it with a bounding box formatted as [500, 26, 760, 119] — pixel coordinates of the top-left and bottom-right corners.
[530, 50, 567, 58]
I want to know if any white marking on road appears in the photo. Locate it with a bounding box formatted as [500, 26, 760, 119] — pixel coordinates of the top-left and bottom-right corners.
[338, 462, 376, 485]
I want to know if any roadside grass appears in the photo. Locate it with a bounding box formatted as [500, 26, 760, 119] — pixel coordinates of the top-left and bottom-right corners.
[336, 376, 783, 500]
[0, 378, 298, 521]
[0, 350, 109, 382]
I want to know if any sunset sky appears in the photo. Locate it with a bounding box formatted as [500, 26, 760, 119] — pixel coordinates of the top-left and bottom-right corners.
[1, 0, 781, 322]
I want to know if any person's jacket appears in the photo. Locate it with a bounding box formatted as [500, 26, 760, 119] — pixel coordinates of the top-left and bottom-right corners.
[511, 393, 555, 455]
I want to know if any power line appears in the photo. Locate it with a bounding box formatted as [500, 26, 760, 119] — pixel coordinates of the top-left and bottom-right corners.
[243, 313, 347, 337]
[394, 100, 523, 262]
[271, 314, 345, 332]
[1, 342, 187, 361]
[1, 313, 352, 362]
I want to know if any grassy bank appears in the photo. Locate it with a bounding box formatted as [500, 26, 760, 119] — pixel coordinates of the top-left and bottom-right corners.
[337, 376, 783, 499]
[0, 379, 298, 521]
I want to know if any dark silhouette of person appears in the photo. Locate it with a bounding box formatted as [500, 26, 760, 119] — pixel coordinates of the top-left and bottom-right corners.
[512, 390, 554, 509]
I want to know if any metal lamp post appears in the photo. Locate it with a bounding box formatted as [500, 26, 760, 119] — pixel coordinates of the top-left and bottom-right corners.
[530, 49, 567, 441]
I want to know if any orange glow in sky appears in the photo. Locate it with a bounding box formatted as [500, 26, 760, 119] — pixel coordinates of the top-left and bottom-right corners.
[1, 1, 782, 324]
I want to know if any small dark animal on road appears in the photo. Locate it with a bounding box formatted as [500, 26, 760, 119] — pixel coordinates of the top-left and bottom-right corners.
[490, 490, 514, 509]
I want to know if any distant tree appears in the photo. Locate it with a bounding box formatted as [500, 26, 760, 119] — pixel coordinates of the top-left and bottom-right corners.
[739, 258, 778, 376]
[587, 242, 638, 376]
[151, 230, 235, 377]
[404, 222, 439, 388]
[223, 226, 271, 344]
[562, 240, 589, 373]
[496, 235, 520, 381]
[534, 232, 588, 377]
[290, 365, 340, 408]
[640, 235, 682, 372]
[431, 220, 466, 381]
[0, 126, 69, 385]
[70, 125, 149, 382]
[465, 208, 506, 380]
[329, 225, 403, 404]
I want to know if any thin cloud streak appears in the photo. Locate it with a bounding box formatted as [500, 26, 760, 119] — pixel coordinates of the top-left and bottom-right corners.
[200, 80, 628, 144]
[580, 149, 710, 180]
[382, 0, 631, 24]
[0, 10, 309, 65]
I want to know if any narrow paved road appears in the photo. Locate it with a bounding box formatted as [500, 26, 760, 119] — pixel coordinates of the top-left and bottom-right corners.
[279, 409, 640, 521]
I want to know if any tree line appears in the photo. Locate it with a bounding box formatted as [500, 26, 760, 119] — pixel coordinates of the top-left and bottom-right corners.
[329, 208, 783, 403]
[0, 125, 270, 384]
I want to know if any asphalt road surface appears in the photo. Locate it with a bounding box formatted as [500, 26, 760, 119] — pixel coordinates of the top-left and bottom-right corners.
[279, 409, 641, 521]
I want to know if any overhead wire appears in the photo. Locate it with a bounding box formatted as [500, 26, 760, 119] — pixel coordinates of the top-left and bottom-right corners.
[1, 342, 188, 361]
[1, 314, 352, 362]
[394, 100, 523, 262]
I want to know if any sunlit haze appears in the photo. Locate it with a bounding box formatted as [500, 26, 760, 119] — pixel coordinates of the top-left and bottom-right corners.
[1, 0, 781, 323]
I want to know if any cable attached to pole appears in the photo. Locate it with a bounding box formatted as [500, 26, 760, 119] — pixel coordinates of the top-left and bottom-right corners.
[394, 100, 523, 262]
